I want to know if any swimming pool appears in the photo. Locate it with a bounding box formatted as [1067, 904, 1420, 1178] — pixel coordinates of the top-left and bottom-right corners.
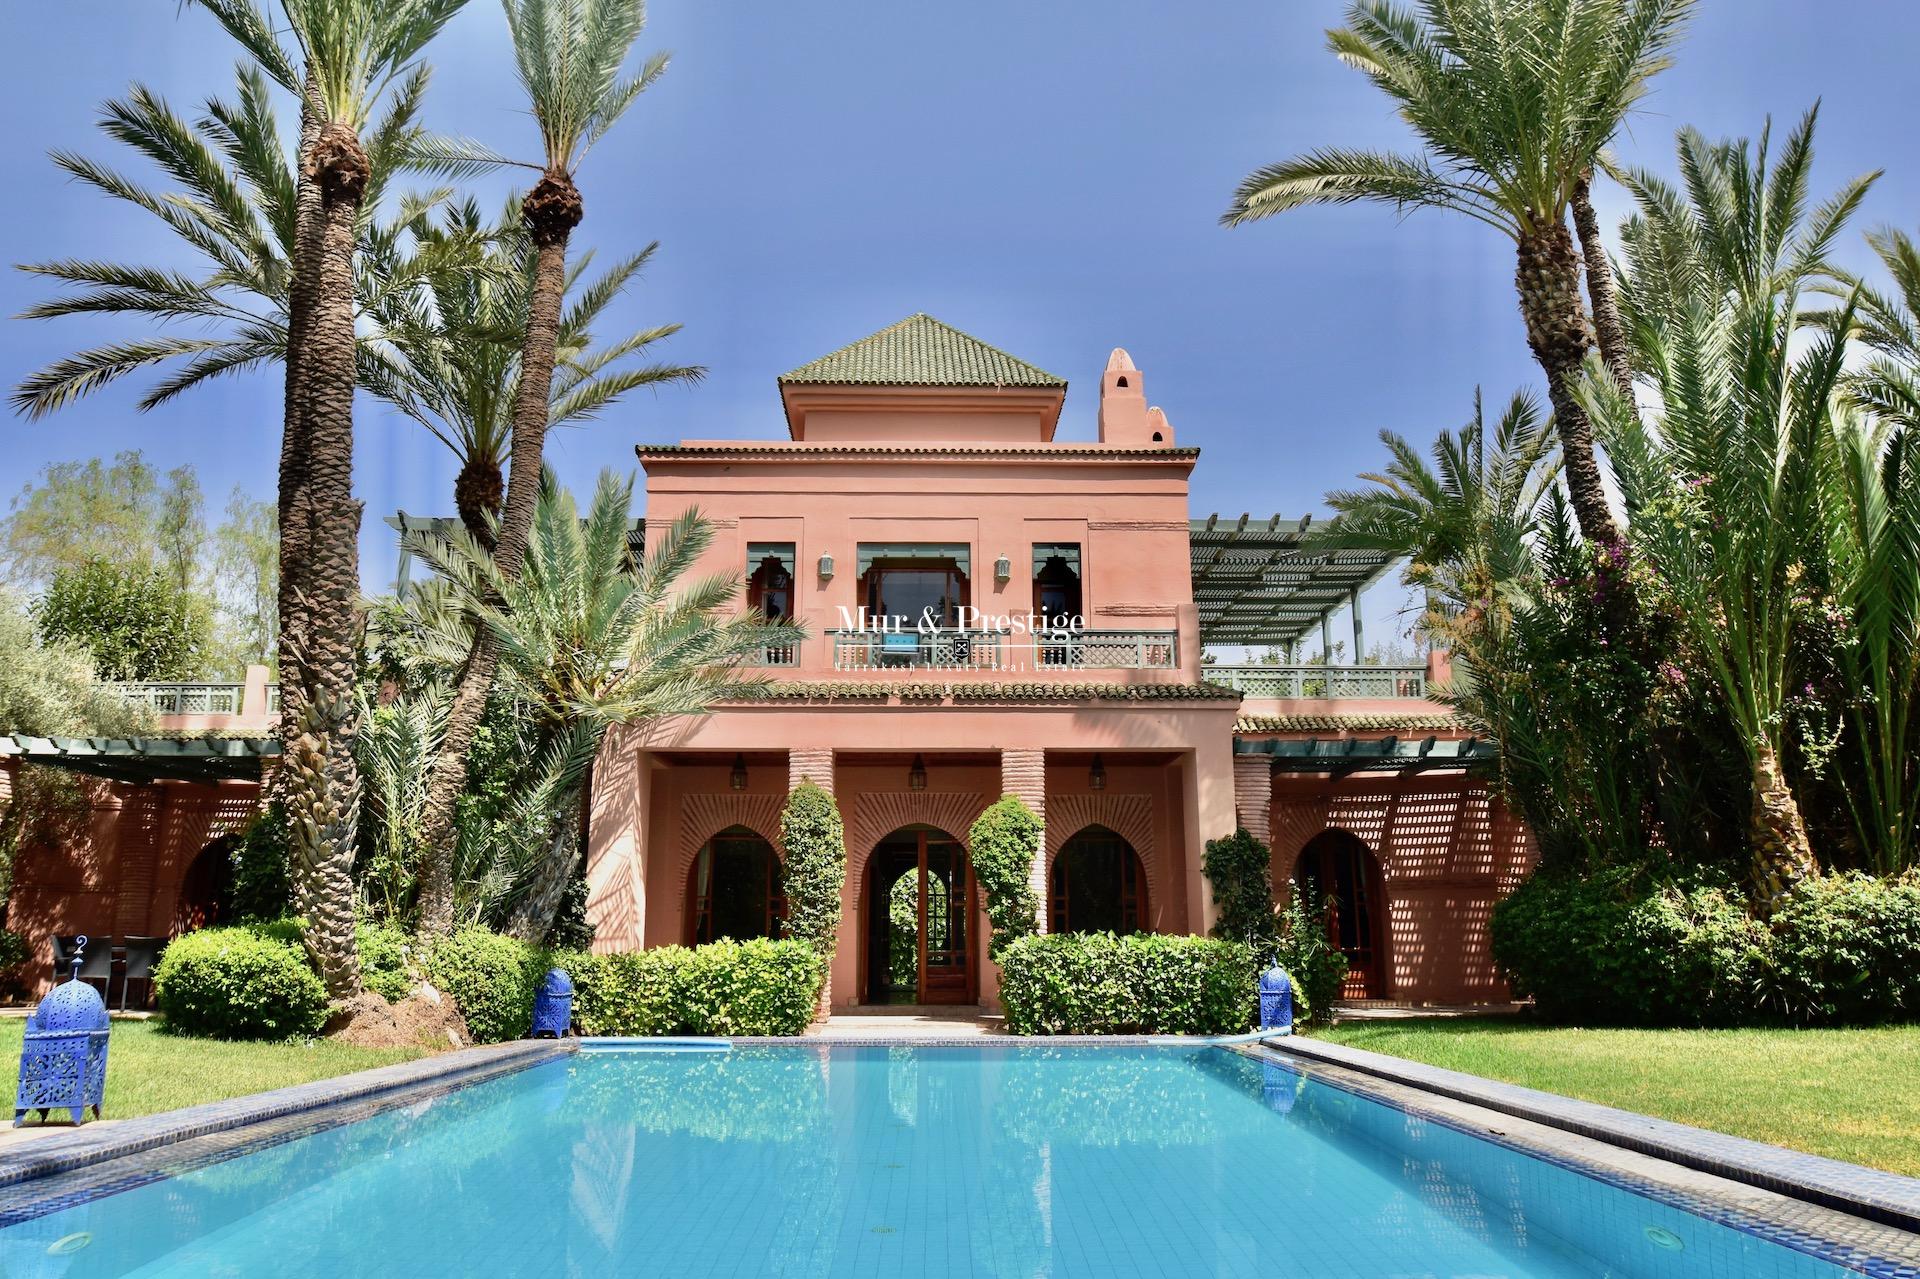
[0, 1044, 1894, 1276]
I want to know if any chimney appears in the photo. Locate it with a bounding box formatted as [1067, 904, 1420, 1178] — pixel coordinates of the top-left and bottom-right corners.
[1098, 348, 1152, 445]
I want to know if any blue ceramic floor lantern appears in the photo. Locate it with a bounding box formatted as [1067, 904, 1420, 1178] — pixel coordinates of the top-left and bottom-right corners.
[15, 934, 111, 1126]
[530, 967, 574, 1038]
[1258, 964, 1294, 1037]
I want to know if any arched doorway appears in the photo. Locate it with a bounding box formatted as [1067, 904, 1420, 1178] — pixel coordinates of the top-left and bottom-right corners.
[686, 826, 785, 944]
[862, 825, 975, 1005]
[1049, 825, 1148, 934]
[174, 835, 238, 934]
[1294, 830, 1389, 1000]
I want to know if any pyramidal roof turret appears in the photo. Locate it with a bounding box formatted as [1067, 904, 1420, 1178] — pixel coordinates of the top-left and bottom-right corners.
[778, 313, 1066, 388]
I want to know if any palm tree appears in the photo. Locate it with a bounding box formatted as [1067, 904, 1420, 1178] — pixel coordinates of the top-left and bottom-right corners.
[1596, 112, 1876, 907]
[1223, 0, 1694, 547]
[412, 0, 670, 934]
[1834, 225, 1920, 432]
[184, 0, 471, 997]
[407, 472, 803, 942]
[372, 197, 703, 545]
[1318, 389, 1558, 648]
[11, 64, 448, 417]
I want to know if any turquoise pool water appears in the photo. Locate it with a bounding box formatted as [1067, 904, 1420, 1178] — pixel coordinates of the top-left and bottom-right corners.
[0, 1045, 1876, 1277]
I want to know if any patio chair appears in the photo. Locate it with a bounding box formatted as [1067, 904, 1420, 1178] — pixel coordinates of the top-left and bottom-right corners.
[51, 936, 114, 1000]
[118, 937, 166, 1012]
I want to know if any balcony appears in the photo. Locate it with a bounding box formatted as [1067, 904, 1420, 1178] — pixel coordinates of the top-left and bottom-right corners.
[828, 629, 1179, 672]
[1203, 664, 1427, 699]
[114, 682, 246, 715]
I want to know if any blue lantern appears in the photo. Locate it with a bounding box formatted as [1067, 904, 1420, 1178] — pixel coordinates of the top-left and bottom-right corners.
[1258, 965, 1294, 1036]
[15, 935, 111, 1126]
[530, 967, 574, 1038]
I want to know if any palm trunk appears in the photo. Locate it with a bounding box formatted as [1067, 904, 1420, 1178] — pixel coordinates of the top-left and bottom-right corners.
[272, 82, 323, 798]
[505, 797, 584, 943]
[284, 119, 370, 1000]
[1514, 220, 1622, 548]
[1572, 172, 1634, 400]
[1749, 739, 1817, 914]
[416, 172, 583, 936]
[454, 457, 503, 549]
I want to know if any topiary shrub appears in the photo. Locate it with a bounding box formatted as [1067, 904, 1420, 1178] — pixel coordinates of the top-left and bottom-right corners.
[1492, 867, 1768, 1025]
[779, 782, 845, 988]
[425, 927, 547, 1043]
[557, 939, 824, 1037]
[152, 926, 328, 1040]
[356, 920, 415, 1003]
[997, 932, 1257, 1035]
[969, 795, 1042, 958]
[1763, 872, 1920, 1025]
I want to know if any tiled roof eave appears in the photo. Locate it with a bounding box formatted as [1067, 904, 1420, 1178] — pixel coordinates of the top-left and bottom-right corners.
[718, 681, 1243, 705]
[636, 444, 1198, 461]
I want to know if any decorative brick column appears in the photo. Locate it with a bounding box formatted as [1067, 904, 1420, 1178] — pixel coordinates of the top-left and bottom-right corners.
[1232, 754, 1273, 845]
[788, 747, 834, 793]
[1000, 748, 1047, 931]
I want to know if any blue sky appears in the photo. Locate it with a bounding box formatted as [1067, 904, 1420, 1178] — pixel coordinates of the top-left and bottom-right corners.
[4, 1, 1916, 650]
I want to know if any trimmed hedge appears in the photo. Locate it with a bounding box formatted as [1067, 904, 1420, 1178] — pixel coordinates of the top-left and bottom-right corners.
[1493, 868, 1920, 1027]
[424, 927, 549, 1043]
[998, 932, 1257, 1035]
[970, 795, 1042, 958]
[153, 926, 328, 1040]
[559, 939, 825, 1037]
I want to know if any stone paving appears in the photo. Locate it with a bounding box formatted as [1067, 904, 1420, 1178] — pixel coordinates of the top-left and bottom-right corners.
[810, 1004, 1003, 1038]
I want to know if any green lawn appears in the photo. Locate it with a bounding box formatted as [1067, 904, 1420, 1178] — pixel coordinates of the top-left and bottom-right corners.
[3, 1019, 432, 1125]
[1314, 1017, 1920, 1176]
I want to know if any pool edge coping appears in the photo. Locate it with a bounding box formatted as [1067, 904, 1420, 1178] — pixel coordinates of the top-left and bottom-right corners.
[1271, 1036, 1920, 1237]
[0, 1037, 575, 1189]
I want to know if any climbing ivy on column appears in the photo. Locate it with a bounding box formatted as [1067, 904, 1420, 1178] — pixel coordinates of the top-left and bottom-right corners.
[1203, 827, 1282, 955]
[969, 795, 1043, 958]
[779, 781, 846, 969]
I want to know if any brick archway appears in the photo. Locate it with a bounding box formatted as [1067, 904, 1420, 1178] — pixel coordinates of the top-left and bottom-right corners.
[845, 792, 994, 877]
[672, 793, 785, 888]
[1043, 792, 1158, 907]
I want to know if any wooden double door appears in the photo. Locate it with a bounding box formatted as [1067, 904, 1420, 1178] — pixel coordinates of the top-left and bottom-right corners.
[865, 826, 976, 1005]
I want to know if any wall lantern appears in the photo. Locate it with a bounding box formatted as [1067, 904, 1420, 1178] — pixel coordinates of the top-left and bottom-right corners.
[817, 552, 835, 580]
[729, 753, 749, 791]
[1088, 753, 1108, 791]
[994, 554, 1012, 583]
[908, 754, 928, 791]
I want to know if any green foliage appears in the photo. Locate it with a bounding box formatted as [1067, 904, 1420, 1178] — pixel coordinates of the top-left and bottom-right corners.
[1272, 887, 1346, 1027]
[227, 806, 295, 924]
[561, 939, 824, 1037]
[997, 933, 1257, 1036]
[0, 452, 201, 589]
[423, 927, 548, 1043]
[1765, 874, 1920, 1026]
[968, 795, 1042, 958]
[1203, 828, 1282, 955]
[1493, 868, 1783, 1026]
[778, 781, 845, 965]
[356, 920, 416, 1003]
[36, 558, 207, 681]
[152, 927, 329, 1041]
[0, 589, 150, 737]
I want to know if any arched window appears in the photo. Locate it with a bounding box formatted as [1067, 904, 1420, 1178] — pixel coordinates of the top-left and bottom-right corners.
[688, 827, 784, 945]
[174, 835, 239, 934]
[1049, 825, 1147, 934]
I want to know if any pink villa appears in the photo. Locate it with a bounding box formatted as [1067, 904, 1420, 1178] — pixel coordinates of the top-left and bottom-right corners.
[1, 315, 1533, 1010]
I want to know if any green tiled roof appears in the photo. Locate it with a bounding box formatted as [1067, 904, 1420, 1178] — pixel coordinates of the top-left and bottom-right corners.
[779, 314, 1066, 388]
